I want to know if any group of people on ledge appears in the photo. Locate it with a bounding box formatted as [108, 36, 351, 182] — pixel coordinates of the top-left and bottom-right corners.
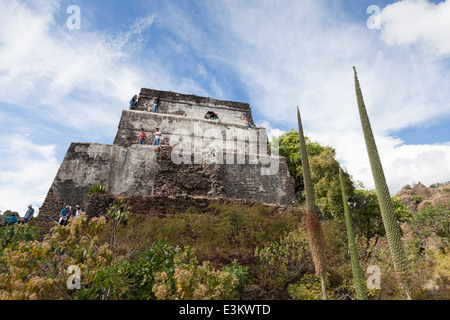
[204, 111, 255, 128]
[130, 94, 160, 113]
[129, 94, 255, 149]
[2, 204, 35, 226]
[129, 94, 255, 127]
[58, 205, 83, 226]
[1, 204, 84, 228]
[136, 127, 161, 148]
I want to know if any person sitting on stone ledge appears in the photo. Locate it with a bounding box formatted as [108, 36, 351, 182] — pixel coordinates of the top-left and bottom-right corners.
[242, 117, 253, 128]
[137, 128, 147, 145]
[130, 94, 138, 110]
[75, 205, 82, 218]
[204, 111, 219, 123]
[4, 213, 18, 226]
[204, 111, 212, 119]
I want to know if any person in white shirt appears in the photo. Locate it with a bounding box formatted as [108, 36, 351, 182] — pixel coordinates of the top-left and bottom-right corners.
[75, 205, 82, 218]
[152, 128, 162, 146]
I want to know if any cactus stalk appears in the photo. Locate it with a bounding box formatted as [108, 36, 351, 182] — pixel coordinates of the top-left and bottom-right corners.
[339, 168, 367, 300]
[297, 106, 328, 300]
[353, 66, 412, 300]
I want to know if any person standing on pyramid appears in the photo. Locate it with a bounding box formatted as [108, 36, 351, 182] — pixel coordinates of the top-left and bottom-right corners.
[153, 96, 160, 113]
[152, 127, 162, 146]
[137, 128, 147, 145]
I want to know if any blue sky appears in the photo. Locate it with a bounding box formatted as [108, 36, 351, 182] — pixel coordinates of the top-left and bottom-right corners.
[1, 0, 449, 215]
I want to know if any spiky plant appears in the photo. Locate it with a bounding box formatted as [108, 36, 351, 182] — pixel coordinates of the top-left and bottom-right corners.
[297, 106, 328, 300]
[339, 168, 367, 300]
[353, 66, 412, 300]
[86, 184, 107, 198]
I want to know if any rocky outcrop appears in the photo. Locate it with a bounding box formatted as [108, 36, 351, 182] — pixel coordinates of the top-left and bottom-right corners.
[395, 183, 450, 213]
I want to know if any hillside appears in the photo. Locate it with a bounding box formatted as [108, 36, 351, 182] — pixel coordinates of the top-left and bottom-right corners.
[395, 182, 450, 213]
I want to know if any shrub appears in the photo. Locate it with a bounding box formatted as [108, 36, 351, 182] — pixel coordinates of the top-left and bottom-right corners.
[254, 228, 312, 296]
[86, 184, 107, 198]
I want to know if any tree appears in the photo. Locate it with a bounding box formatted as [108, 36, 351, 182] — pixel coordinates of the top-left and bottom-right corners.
[278, 130, 355, 219]
[353, 66, 412, 300]
[408, 201, 450, 253]
[350, 189, 411, 262]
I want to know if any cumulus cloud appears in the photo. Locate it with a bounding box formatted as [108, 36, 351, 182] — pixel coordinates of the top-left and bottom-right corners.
[381, 0, 450, 55]
[0, 134, 59, 214]
[0, 0, 157, 137]
[311, 129, 450, 193]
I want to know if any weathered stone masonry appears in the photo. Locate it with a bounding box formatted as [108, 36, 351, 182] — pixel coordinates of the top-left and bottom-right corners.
[39, 89, 298, 226]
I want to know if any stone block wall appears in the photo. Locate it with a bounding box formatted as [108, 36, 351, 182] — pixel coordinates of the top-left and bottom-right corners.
[41, 142, 159, 212]
[113, 110, 267, 153]
[39, 88, 298, 228]
[83, 193, 297, 219]
[134, 88, 254, 124]
[153, 147, 297, 206]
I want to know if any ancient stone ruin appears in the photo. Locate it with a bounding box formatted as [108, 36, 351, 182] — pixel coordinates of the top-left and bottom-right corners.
[38, 89, 298, 226]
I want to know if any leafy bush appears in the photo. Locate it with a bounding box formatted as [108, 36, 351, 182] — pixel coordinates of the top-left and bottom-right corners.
[152, 245, 247, 300]
[254, 228, 311, 296]
[408, 201, 450, 252]
[83, 240, 249, 300]
[288, 274, 324, 300]
[0, 214, 111, 300]
[86, 184, 107, 198]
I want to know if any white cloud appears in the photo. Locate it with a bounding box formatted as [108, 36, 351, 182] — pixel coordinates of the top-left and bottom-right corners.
[385, 142, 450, 191]
[311, 130, 450, 193]
[259, 121, 286, 142]
[0, 0, 156, 135]
[381, 0, 450, 55]
[0, 134, 59, 214]
[0, 1, 164, 212]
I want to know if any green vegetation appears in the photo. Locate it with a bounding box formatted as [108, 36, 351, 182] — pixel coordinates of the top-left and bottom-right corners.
[408, 201, 450, 253]
[86, 184, 107, 198]
[339, 168, 367, 300]
[278, 129, 354, 219]
[353, 66, 412, 299]
[0, 195, 449, 299]
[297, 106, 328, 300]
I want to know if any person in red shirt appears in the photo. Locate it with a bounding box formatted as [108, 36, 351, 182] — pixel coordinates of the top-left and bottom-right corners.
[137, 128, 147, 145]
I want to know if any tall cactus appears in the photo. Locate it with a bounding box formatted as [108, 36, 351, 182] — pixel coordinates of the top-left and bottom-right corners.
[339, 168, 367, 300]
[353, 67, 412, 300]
[297, 106, 328, 300]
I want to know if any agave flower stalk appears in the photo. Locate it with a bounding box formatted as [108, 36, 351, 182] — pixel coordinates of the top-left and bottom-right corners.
[353, 66, 412, 300]
[339, 168, 367, 300]
[297, 106, 328, 300]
